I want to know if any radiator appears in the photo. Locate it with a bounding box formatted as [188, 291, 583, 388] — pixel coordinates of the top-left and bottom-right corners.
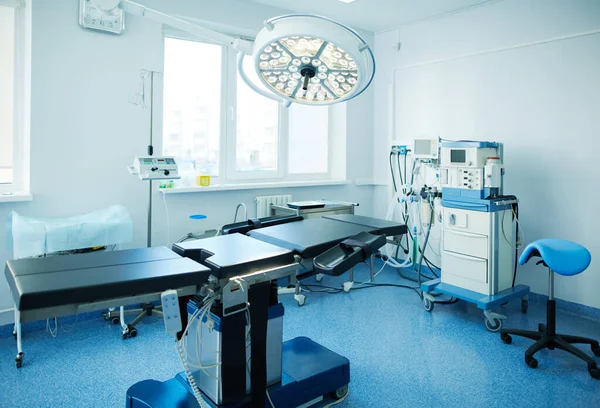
[256, 195, 292, 218]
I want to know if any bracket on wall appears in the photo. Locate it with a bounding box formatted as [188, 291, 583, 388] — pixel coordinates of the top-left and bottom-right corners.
[393, 27, 402, 52]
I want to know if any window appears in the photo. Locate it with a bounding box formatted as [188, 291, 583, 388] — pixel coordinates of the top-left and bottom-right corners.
[163, 35, 338, 184]
[0, 6, 15, 185]
[163, 38, 222, 176]
[0, 1, 30, 195]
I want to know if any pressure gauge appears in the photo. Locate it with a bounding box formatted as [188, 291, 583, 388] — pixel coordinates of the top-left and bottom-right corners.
[79, 0, 125, 34]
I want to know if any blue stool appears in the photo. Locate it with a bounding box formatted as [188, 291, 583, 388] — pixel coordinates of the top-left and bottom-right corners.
[500, 239, 599, 379]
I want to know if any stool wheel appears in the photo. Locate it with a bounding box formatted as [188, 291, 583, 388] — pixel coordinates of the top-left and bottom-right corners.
[501, 333, 512, 344]
[592, 345, 600, 357]
[589, 367, 600, 380]
[525, 356, 538, 369]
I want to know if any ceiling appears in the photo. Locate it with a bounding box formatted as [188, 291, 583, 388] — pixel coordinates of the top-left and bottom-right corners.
[246, 0, 495, 33]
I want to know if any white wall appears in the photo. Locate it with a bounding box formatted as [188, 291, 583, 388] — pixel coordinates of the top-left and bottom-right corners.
[373, 0, 600, 307]
[0, 0, 376, 323]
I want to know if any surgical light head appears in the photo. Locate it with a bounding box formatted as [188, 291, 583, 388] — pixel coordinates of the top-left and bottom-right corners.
[85, 1, 375, 107]
[253, 15, 375, 105]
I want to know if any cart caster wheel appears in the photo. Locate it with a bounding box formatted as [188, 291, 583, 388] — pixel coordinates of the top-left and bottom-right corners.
[122, 332, 128, 340]
[111, 317, 120, 325]
[521, 299, 528, 314]
[485, 317, 502, 332]
[295, 294, 306, 307]
[129, 328, 138, 338]
[15, 352, 23, 369]
[424, 298, 434, 313]
[103, 313, 110, 321]
[589, 365, 600, 380]
[500, 332, 512, 344]
[315, 274, 324, 282]
[13, 331, 16, 340]
[525, 356, 538, 369]
[330, 384, 348, 400]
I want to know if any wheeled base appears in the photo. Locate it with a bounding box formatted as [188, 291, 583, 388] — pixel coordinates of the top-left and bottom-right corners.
[126, 337, 350, 408]
[501, 299, 600, 379]
[103, 303, 163, 339]
[421, 279, 530, 332]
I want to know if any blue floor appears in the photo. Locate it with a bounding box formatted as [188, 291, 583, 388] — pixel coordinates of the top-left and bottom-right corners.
[1, 263, 600, 408]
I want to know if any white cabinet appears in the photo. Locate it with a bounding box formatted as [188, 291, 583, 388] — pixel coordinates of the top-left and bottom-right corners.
[441, 206, 514, 295]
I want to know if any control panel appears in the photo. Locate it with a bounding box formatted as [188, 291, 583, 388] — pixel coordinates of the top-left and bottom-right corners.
[440, 167, 483, 190]
[131, 156, 180, 180]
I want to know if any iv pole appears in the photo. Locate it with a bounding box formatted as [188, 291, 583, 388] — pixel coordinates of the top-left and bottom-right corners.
[132, 69, 162, 248]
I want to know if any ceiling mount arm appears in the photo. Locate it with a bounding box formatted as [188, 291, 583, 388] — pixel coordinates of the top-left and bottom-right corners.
[236, 52, 291, 108]
[119, 0, 253, 54]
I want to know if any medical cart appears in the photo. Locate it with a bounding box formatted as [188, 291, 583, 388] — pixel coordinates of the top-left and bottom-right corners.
[421, 141, 530, 332]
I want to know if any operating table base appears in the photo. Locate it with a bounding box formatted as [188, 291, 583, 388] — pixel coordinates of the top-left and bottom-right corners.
[104, 303, 163, 339]
[126, 337, 350, 408]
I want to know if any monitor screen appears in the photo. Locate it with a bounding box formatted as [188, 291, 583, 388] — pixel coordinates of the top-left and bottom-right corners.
[450, 149, 466, 163]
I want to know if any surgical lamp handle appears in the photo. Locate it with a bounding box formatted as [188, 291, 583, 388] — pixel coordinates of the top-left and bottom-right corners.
[119, 0, 253, 54]
[236, 51, 291, 107]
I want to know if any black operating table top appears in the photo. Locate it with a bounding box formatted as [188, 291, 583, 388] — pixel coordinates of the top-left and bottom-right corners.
[173, 234, 295, 280]
[248, 214, 407, 258]
[5, 215, 406, 312]
[5, 246, 211, 311]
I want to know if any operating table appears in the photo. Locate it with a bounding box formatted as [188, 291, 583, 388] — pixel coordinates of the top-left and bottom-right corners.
[4, 214, 406, 407]
[4, 246, 211, 368]
[221, 214, 407, 305]
[128, 214, 407, 408]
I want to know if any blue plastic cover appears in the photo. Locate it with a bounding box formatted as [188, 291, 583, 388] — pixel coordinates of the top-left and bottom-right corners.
[441, 141, 499, 148]
[441, 195, 512, 212]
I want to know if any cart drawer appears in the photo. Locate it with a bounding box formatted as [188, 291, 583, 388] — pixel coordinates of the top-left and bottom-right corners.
[443, 229, 488, 259]
[443, 207, 490, 236]
[442, 250, 488, 283]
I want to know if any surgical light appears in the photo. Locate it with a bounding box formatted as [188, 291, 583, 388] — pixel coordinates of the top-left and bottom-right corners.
[83, 1, 375, 107]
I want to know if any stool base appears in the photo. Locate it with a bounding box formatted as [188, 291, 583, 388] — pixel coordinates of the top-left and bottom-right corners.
[501, 300, 600, 379]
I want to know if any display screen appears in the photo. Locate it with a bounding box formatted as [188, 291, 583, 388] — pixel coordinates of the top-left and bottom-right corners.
[141, 158, 154, 165]
[450, 149, 466, 163]
[165, 158, 175, 164]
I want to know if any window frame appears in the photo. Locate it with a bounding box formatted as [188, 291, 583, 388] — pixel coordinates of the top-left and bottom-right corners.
[162, 32, 333, 184]
[0, 1, 30, 195]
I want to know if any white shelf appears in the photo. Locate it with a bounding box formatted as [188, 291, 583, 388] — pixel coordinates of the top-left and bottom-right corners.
[161, 180, 352, 194]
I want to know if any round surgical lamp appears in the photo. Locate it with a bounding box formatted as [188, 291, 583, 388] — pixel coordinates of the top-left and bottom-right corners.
[83, 1, 375, 107]
[252, 15, 375, 105]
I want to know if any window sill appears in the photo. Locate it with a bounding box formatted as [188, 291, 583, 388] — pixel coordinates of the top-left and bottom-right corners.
[355, 178, 388, 186]
[161, 180, 352, 194]
[0, 191, 33, 203]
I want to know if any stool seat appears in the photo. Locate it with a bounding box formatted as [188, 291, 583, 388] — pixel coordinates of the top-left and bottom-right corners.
[519, 239, 591, 276]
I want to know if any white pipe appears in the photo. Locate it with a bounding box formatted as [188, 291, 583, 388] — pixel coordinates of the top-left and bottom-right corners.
[236, 51, 291, 107]
[120, 0, 253, 53]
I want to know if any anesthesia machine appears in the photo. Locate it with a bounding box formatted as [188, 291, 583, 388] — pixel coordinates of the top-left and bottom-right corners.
[420, 141, 530, 332]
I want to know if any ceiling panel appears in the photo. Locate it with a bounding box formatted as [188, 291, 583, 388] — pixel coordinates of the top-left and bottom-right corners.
[246, 0, 494, 32]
